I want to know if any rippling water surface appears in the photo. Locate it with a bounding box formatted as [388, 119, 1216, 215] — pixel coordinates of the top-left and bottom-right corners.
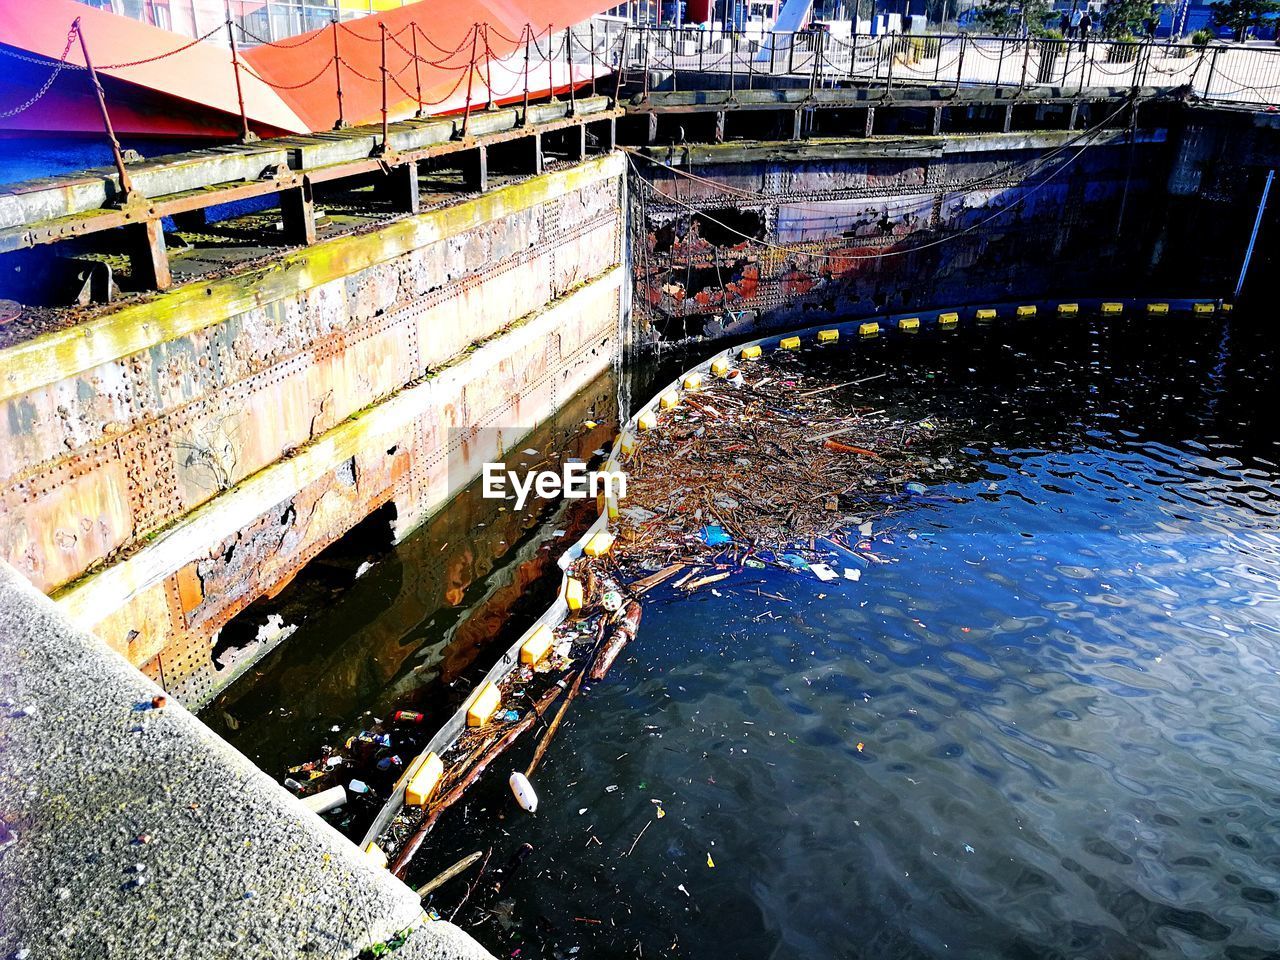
[407, 312, 1280, 960]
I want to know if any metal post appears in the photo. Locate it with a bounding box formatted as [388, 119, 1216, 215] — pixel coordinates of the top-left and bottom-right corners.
[1019, 34, 1031, 92]
[995, 36, 1004, 87]
[954, 33, 965, 94]
[771, 30, 778, 75]
[549, 23, 557, 102]
[379, 22, 389, 148]
[809, 30, 821, 95]
[461, 23, 478, 138]
[885, 32, 895, 96]
[522, 24, 532, 121]
[224, 4, 256, 142]
[747, 30, 755, 89]
[1205, 45, 1221, 98]
[590, 20, 598, 97]
[565, 28, 576, 112]
[411, 23, 424, 116]
[485, 23, 495, 110]
[728, 30, 736, 100]
[331, 19, 347, 129]
[613, 25, 626, 106]
[74, 18, 133, 196]
[1235, 169, 1274, 299]
[642, 25, 651, 100]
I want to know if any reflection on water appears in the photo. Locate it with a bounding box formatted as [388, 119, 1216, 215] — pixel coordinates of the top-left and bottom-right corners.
[404, 311, 1280, 960]
[202, 371, 619, 777]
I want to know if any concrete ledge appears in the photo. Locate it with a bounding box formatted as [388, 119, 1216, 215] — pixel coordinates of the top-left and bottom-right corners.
[0, 562, 494, 960]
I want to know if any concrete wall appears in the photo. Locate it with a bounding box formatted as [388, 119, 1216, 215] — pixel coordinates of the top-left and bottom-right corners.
[0, 560, 495, 960]
[628, 129, 1171, 346]
[0, 153, 626, 707]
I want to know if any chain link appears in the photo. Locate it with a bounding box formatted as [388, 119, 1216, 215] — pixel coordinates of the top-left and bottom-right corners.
[0, 23, 77, 120]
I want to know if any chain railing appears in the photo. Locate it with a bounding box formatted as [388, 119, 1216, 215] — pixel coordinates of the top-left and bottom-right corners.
[616, 25, 1280, 107]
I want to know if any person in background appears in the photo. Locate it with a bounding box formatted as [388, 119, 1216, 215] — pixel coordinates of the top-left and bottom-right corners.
[1060, 10, 1072, 35]
[1070, 4, 1084, 37]
[1080, 9, 1093, 38]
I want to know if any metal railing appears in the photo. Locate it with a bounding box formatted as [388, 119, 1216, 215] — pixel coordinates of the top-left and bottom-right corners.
[618, 26, 1280, 106]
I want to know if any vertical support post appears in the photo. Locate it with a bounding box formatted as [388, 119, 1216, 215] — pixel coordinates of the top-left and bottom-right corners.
[523, 25, 533, 121]
[131, 219, 172, 292]
[382, 162, 420, 213]
[1235, 169, 1274, 299]
[954, 33, 965, 95]
[1205, 45, 1221, 98]
[809, 30, 821, 95]
[484, 23, 495, 110]
[1019, 35, 1031, 93]
[770, 30, 777, 75]
[646, 111, 658, 143]
[463, 145, 488, 192]
[791, 107, 802, 140]
[411, 24, 424, 116]
[994, 36, 1004, 87]
[460, 23, 479, 138]
[885, 32, 895, 97]
[931, 105, 942, 134]
[716, 110, 727, 142]
[863, 104, 875, 137]
[1003, 102, 1013, 132]
[613, 25, 625, 106]
[379, 22, 389, 149]
[590, 20, 598, 97]
[529, 131, 543, 174]
[280, 180, 317, 245]
[331, 19, 347, 129]
[549, 23, 557, 102]
[74, 19, 134, 197]
[224, 5, 256, 143]
[728, 31, 736, 101]
[565, 28, 576, 113]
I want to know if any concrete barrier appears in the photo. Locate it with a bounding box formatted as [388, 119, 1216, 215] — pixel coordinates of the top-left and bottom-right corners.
[0, 561, 494, 960]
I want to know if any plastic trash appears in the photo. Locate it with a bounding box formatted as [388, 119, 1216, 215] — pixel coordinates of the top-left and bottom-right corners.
[348, 779, 371, 794]
[699, 524, 732, 547]
[301, 784, 347, 815]
[810, 562, 838, 582]
[905, 481, 927, 494]
[602, 590, 624, 612]
[509, 772, 539, 812]
[392, 710, 425, 725]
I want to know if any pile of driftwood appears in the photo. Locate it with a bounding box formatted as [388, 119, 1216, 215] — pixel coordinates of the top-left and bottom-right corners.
[612, 350, 963, 584]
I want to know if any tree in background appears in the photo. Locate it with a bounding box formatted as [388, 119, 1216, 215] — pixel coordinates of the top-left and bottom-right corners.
[1101, 0, 1151, 35]
[1209, 0, 1280, 40]
[975, 0, 1052, 33]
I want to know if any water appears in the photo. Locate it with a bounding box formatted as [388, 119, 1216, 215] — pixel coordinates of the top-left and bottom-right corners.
[218, 309, 1280, 959]
[404, 311, 1280, 960]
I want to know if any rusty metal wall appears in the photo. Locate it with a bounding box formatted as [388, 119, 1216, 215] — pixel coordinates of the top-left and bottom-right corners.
[630, 136, 1167, 345]
[0, 155, 625, 707]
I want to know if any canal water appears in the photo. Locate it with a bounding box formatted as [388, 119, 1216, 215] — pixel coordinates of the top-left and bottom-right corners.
[216, 308, 1280, 959]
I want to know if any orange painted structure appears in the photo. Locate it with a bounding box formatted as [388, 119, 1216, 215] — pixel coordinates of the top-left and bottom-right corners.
[0, 0, 616, 137]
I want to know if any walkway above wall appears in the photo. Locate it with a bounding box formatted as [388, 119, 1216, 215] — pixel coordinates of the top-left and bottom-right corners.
[0, 561, 495, 960]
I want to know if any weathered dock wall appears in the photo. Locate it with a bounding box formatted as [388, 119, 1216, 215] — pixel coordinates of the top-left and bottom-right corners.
[0, 153, 626, 707]
[627, 128, 1172, 346]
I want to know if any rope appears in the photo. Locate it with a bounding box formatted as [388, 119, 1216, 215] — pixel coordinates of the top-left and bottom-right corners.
[0, 23, 76, 119]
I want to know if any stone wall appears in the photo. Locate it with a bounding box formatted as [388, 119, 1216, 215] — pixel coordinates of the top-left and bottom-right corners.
[0, 153, 626, 706]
